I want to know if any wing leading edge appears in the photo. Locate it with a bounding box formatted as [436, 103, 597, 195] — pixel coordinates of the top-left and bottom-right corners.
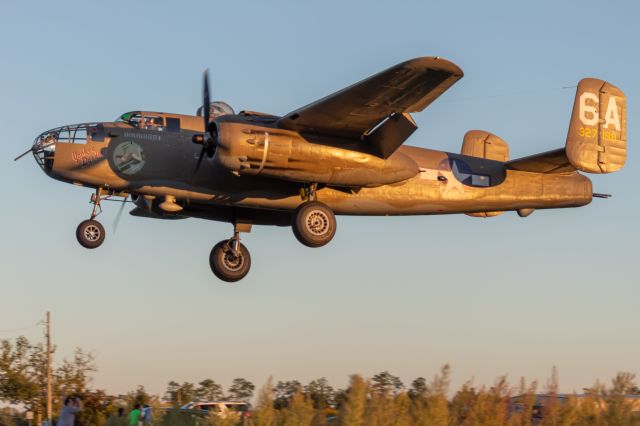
[277, 57, 463, 156]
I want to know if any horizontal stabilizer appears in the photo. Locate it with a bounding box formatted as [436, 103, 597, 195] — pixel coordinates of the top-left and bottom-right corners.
[466, 211, 504, 218]
[505, 148, 575, 174]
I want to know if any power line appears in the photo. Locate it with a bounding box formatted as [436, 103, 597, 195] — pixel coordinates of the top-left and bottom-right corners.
[441, 85, 575, 104]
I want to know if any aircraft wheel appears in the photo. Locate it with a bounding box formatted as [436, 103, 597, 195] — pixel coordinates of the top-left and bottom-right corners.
[210, 240, 251, 282]
[76, 219, 106, 249]
[292, 201, 337, 248]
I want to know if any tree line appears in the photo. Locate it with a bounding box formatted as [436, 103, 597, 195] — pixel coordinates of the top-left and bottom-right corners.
[164, 378, 255, 405]
[2, 336, 640, 425]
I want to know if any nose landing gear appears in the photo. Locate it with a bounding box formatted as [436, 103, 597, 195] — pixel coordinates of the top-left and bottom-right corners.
[210, 223, 252, 282]
[76, 188, 107, 249]
[75, 188, 128, 249]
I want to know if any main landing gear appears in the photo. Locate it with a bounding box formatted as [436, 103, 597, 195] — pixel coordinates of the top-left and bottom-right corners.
[291, 183, 336, 248]
[210, 223, 252, 282]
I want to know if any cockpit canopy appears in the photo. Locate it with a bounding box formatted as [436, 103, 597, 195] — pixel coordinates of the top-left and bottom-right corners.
[117, 111, 142, 126]
[116, 111, 186, 132]
[196, 101, 235, 120]
[116, 110, 210, 132]
[117, 112, 166, 129]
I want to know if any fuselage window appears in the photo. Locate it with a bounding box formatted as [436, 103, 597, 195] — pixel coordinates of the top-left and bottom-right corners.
[55, 125, 87, 145]
[89, 124, 105, 142]
[165, 117, 180, 132]
[450, 158, 492, 187]
[471, 174, 490, 187]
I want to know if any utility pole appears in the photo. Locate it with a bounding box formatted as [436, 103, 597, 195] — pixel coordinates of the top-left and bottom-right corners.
[46, 311, 52, 426]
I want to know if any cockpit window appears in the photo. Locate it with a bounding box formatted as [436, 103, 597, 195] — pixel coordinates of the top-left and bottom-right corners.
[142, 115, 164, 130]
[165, 117, 180, 132]
[117, 112, 143, 128]
[116, 112, 166, 131]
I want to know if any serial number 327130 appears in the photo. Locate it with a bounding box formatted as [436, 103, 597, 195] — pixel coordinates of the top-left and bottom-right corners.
[579, 127, 618, 141]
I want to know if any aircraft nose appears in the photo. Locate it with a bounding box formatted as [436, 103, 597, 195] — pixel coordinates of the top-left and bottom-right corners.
[31, 129, 58, 173]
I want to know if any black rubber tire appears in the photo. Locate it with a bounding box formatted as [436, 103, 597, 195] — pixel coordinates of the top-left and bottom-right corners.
[209, 240, 251, 282]
[292, 201, 337, 248]
[76, 219, 106, 249]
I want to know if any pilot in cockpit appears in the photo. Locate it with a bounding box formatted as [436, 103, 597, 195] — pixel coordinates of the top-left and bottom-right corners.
[144, 117, 157, 129]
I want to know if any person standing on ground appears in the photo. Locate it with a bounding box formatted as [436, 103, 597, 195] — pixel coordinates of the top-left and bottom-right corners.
[58, 397, 82, 426]
[142, 404, 152, 425]
[129, 403, 142, 426]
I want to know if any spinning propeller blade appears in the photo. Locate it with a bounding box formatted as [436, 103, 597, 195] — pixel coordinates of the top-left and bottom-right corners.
[203, 69, 211, 128]
[194, 69, 214, 174]
[112, 195, 129, 234]
[194, 145, 206, 173]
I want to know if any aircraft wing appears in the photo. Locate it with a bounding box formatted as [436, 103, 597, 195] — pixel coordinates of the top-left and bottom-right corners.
[505, 148, 576, 174]
[278, 57, 463, 157]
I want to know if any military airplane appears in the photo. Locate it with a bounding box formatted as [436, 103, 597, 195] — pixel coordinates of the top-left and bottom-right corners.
[15, 57, 626, 282]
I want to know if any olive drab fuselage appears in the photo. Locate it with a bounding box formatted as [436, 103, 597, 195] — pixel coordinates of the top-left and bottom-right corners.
[37, 111, 592, 224]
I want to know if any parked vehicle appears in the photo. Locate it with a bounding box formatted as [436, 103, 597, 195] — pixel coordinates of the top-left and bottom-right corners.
[180, 401, 250, 418]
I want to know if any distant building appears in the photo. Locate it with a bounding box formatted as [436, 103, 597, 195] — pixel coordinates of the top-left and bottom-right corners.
[510, 393, 640, 421]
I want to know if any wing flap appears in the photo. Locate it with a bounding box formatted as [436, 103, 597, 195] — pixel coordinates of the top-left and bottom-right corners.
[365, 112, 417, 158]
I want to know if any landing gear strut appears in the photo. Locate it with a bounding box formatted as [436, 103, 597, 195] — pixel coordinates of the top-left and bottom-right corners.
[292, 183, 337, 248]
[210, 223, 252, 282]
[75, 188, 128, 249]
[76, 188, 107, 249]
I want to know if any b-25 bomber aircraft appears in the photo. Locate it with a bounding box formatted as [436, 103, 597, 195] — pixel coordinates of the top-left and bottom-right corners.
[16, 57, 626, 282]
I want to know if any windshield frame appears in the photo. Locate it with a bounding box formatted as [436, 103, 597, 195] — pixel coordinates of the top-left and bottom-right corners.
[116, 111, 143, 127]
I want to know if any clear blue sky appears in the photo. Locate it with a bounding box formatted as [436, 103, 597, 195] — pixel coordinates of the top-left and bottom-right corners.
[1, 0, 638, 397]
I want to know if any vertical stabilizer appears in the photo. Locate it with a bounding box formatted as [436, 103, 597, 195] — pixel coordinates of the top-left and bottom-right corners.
[461, 130, 509, 161]
[566, 78, 626, 173]
[461, 130, 509, 218]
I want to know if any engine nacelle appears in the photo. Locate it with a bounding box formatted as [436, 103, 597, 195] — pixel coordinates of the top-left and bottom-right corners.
[213, 121, 419, 187]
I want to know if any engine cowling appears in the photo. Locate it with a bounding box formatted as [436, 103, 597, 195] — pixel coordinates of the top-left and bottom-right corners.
[213, 121, 419, 187]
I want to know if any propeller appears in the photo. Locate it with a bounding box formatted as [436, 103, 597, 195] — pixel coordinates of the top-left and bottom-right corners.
[112, 195, 129, 234]
[203, 69, 211, 129]
[193, 69, 216, 173]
